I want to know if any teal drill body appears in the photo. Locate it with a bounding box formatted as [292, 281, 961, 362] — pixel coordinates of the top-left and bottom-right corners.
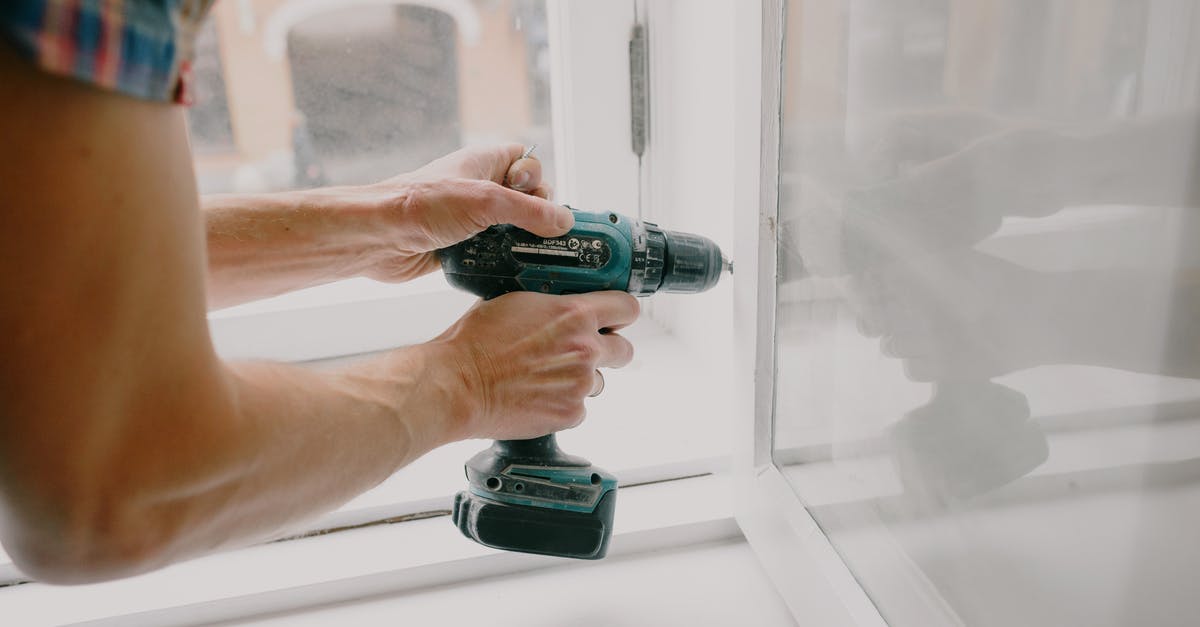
[502, 208, 634, 294]
[438, 206, 727, 560]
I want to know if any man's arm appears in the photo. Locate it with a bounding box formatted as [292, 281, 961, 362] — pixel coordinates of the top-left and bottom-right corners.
[202, 187, 400, 310]
[202, 144, 559, 310]
[0, 46, 636, 584]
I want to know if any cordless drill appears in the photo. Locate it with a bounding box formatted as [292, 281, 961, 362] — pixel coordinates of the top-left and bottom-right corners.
[438, 206, 730, 560]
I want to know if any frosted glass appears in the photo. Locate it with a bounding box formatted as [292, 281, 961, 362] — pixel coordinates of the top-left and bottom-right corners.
[774, 1, 1200, 625]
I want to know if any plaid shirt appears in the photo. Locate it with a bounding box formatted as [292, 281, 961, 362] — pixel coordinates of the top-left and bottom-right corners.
[0, 0, 215, 103]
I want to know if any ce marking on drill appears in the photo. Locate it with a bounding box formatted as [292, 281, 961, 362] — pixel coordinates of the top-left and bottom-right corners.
[510, 236, 610, 269]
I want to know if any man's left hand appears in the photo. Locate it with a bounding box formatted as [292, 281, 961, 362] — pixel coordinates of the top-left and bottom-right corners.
[362, 143, 570, 282]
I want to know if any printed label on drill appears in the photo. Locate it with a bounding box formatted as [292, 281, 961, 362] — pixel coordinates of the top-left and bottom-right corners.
[509, 232, 611, 270]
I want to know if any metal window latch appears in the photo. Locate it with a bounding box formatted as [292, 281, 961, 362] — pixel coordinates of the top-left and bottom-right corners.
[629, 22, 649, 158]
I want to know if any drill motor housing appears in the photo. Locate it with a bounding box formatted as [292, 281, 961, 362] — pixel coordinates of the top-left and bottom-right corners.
[440, 207, 724, 300]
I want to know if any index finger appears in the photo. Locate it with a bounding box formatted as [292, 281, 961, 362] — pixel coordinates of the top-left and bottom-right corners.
[569, 291, 641, 330]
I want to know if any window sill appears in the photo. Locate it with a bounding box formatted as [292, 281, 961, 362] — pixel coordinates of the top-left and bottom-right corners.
[0, 474, 737, 626]
[209, 274, 471, 362]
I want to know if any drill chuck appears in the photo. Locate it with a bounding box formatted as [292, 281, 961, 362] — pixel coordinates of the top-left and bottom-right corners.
[639, 225, 726, 295]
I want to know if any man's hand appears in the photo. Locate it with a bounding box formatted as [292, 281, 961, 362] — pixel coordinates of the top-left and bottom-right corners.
[419, 291, 640, 442]
[204, 144, 571, 309]
[362, 143, 571, 283]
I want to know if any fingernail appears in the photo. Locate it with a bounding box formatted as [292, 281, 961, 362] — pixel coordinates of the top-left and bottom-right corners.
[511, 170, 531, 189]
[556, 207, 575, 230]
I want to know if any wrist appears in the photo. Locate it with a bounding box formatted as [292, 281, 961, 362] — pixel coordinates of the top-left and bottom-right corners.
[413, 338, 486, 444]
[338, 340, 481, 464]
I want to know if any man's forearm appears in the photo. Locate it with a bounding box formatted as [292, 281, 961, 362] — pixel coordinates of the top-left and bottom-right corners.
[167, 346, 466, 565]
[4, 340, 468, 584]
[203, 189, 397, 309]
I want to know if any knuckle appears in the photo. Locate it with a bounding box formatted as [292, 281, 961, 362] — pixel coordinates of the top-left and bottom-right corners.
[567, 341, 599, 364]
[559, 300, 595, 326]
[568, 369, 595, 396]
[473, 179, 504, 201]
[398, 181, 432, 216]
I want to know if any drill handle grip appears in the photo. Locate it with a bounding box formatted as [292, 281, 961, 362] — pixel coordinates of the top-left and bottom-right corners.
[486, 434, 592, 467]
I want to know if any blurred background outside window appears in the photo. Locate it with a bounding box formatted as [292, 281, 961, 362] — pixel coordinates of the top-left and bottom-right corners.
[186, 0, 554, 195]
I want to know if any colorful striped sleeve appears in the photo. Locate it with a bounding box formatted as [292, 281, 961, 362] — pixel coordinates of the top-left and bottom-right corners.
[0, 0, 215, 104]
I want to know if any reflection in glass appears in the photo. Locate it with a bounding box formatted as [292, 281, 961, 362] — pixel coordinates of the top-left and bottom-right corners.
[186, 0, 554, 194]
[774, 1, 1200, 625]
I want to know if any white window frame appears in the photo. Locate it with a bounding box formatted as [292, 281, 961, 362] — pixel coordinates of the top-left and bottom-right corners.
[0, 2, 748, 622]
[730, 3, 965, 624]
[730, 2, 886, 624]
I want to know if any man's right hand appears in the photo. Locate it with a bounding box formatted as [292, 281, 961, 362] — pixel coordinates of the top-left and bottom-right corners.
[418, 291, 640, 442]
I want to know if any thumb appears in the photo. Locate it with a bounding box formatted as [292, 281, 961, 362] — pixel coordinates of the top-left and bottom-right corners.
[506, 155, 543, 192]
[487, 186, 575, 237]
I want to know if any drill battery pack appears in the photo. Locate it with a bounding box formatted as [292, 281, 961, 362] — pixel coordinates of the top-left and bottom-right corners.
[452, 489, 617, 560]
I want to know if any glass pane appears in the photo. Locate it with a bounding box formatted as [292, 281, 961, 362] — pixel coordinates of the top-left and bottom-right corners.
[187, 0, 554, 194]
[774, 1, 1200, 625]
